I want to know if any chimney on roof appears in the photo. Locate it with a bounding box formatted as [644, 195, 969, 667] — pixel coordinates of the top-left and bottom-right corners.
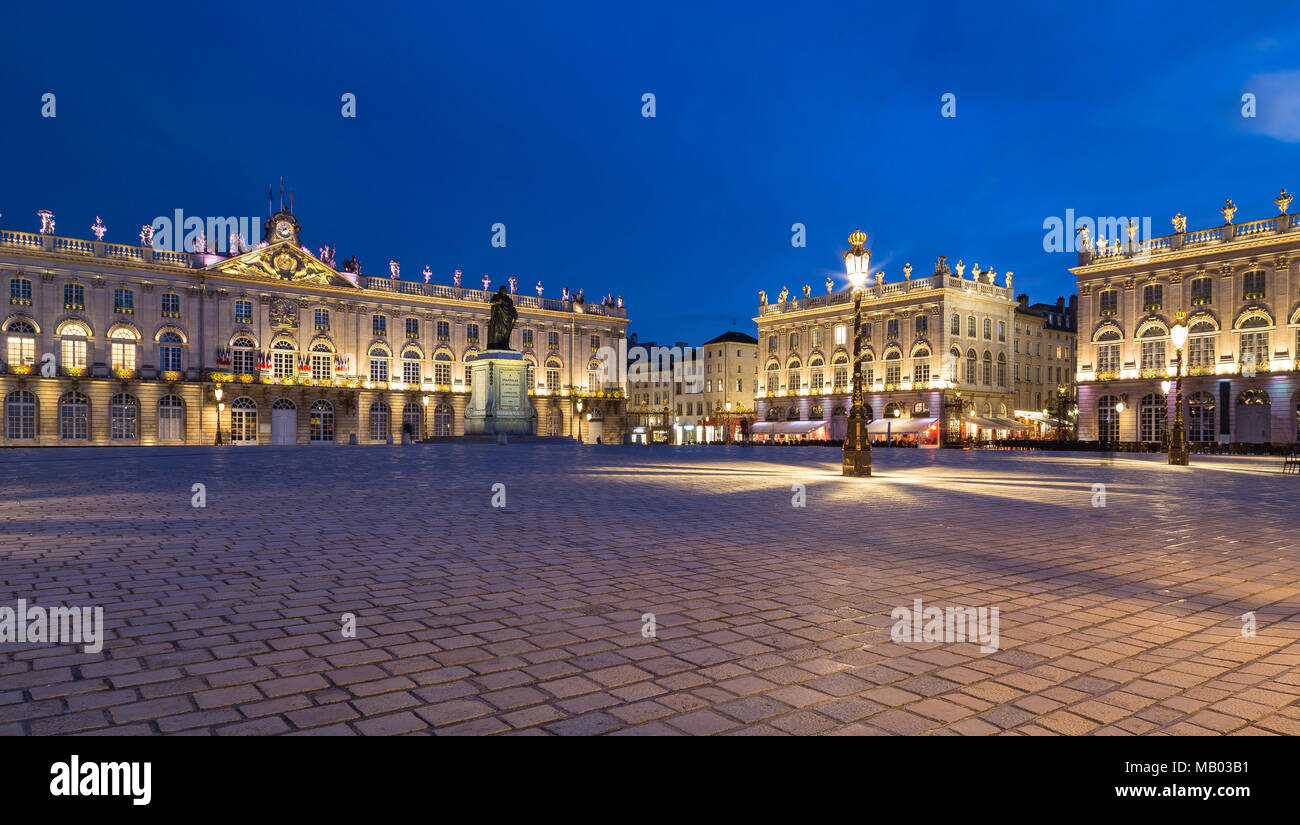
[1055, 296, 1065, 311]
[1017, 293, 1029, 308]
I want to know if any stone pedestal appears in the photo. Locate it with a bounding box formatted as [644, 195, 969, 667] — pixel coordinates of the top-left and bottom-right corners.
[464, 350, 535, 436]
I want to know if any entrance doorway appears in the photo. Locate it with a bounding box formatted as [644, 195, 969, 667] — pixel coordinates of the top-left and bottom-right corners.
[271, 398, 297, 445]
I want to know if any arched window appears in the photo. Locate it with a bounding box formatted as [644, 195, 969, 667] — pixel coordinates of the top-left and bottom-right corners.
[369, 347, 390, 383]
[159, 331, 183, 372]
[831, 353, 848, 390]
[433, 403, 453, 437]
[884, 402, 903, 420]
[109, 327, 138, 372]
[787, 406, 800, 421]
[59, 392, 89, 440]
[884, 350, 902, 385]
[996, 352, 1007, 387]
[981, 351, 992, 385]
[310, 342, 334, 381]
[401, 348, 423, 386]
[59, 322, 89, 371]
[967, 315, 976, 338]
[436, 351, 455, 386]
[158, 395, 184, 441]
[1097, 395, 1120, 443]
[5, 320, 36, 370]
[1188, 321, 1216, 368]
[5, 390, 36, 439]
[808, 355, 824, 392]
[1139, 325, 1166, 372]
[1188, 392, 1215, 442]
[947, 347, 960, 382]
[110, 393, 139, 440]
[786, 359, 802, 392]
[966, 349, 977, 384]
[272, 339, 296, 378]
[950, 313, 960, 335]
[766, 361, 780, 392]
[231, 337, 257, 375]
[369, 402, 391, 441]
[1139, 392, 1166, 443]
[310, 400, 334, 442]
[766, 407, 780, 421]
[983, 318, 992, 340]
[229, 397, 257, 443]
[402, 402, 423, 438]
[545, 357, 561, 392]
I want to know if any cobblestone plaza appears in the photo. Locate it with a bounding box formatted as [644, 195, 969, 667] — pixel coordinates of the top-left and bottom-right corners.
[2, 445, 1298, 736]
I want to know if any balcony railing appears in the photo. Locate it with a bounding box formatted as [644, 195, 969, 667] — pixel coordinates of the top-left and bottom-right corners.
[1088, 213, 1300, 263]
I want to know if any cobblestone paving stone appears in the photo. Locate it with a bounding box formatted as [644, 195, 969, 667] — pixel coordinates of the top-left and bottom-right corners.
[2, 444, 1299, 736]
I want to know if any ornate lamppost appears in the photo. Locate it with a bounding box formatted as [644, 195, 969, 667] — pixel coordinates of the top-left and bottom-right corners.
[842, 230, 872, 476]
[575, 397, 584, 444]
[1159, 379, 1171, 450]
[422, 394, 430, 440]
[1056, 382, 1070, 443]
[1168, 312, 1190, 465]
[213, 385, 224, 446]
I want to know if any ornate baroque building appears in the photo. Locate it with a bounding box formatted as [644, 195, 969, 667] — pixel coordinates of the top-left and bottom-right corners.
[1072, 193, 1300, 445]
[753, 250, 1028, 443]
[0, 209, 629, 446]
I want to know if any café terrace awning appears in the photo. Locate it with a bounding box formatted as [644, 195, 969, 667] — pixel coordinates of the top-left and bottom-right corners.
[963, 415, 1032, 431]
[749, 420, 830, 434]
[866, 417, 937, 434]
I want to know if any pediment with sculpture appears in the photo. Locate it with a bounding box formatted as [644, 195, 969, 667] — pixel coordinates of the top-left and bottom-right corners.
[204, 241, 359, 289]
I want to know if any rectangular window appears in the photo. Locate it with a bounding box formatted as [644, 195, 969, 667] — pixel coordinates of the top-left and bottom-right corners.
[546, 368, 560, 391]
[111, 341, 136, 371]
[915, 315, 928, 336]
[886, 319, 898, 339]
[811, 328, 822, 349]
[64, 284, 85, 310]
[373, 315, 387, 336]
[235, 300, 252, 323]
[114, 288, 134, 315]
[950, 314, 960, 335]
[1242, 271, 1266, 301]
[522, 329, 534, 349]
[1191, 278, 1212, 306]
[548, 331, 559, 349]
[62, 339, 87, 369]
[834, 325, 847, 346]
[315, 308, 330, 331]
[311, 353, 332, 380]
[434, 363, 451, 385]
[590, 334, 600, 352]
[161, 293, 180, 318]
[370, 357, 389, 382]
[406, 318, 419, 339]
[1099, 290, 1118, 316]
[273, 350, 295, 378]
[1188, 335, 1215, 368]
[7, 336, 35, 366]
[1140, 340, 1165, 371]
[467, 323, 480, 344]
[403, 360, 421, 384]
[914, 361, 930, 384]
[9, 279, 33, 306]
[1142, 284, 1163, 313]
[1240, 331, 1269, 368]
[437, 321, 450, 341]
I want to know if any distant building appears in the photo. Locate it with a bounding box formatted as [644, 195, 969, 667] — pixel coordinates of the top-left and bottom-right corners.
[1013, 294, 1078, 434]
[0, 208, 629, 445]
[673, 331, 758, 443]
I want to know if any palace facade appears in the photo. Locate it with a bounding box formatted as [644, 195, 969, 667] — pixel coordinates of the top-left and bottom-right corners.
[0, 209, 629, 446]
[753, 246, 1068, 444]
[1072, 192, 1300, 446]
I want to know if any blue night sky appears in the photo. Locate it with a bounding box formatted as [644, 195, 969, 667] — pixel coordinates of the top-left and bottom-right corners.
[2, 2, 1298, 344]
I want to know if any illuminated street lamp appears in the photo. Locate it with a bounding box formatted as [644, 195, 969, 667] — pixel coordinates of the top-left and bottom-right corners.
[1168, 312, 1190, 465]
[842, 230, 872, 477]
[422, 394, 430, 439]
[575, 397, 584, 444]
